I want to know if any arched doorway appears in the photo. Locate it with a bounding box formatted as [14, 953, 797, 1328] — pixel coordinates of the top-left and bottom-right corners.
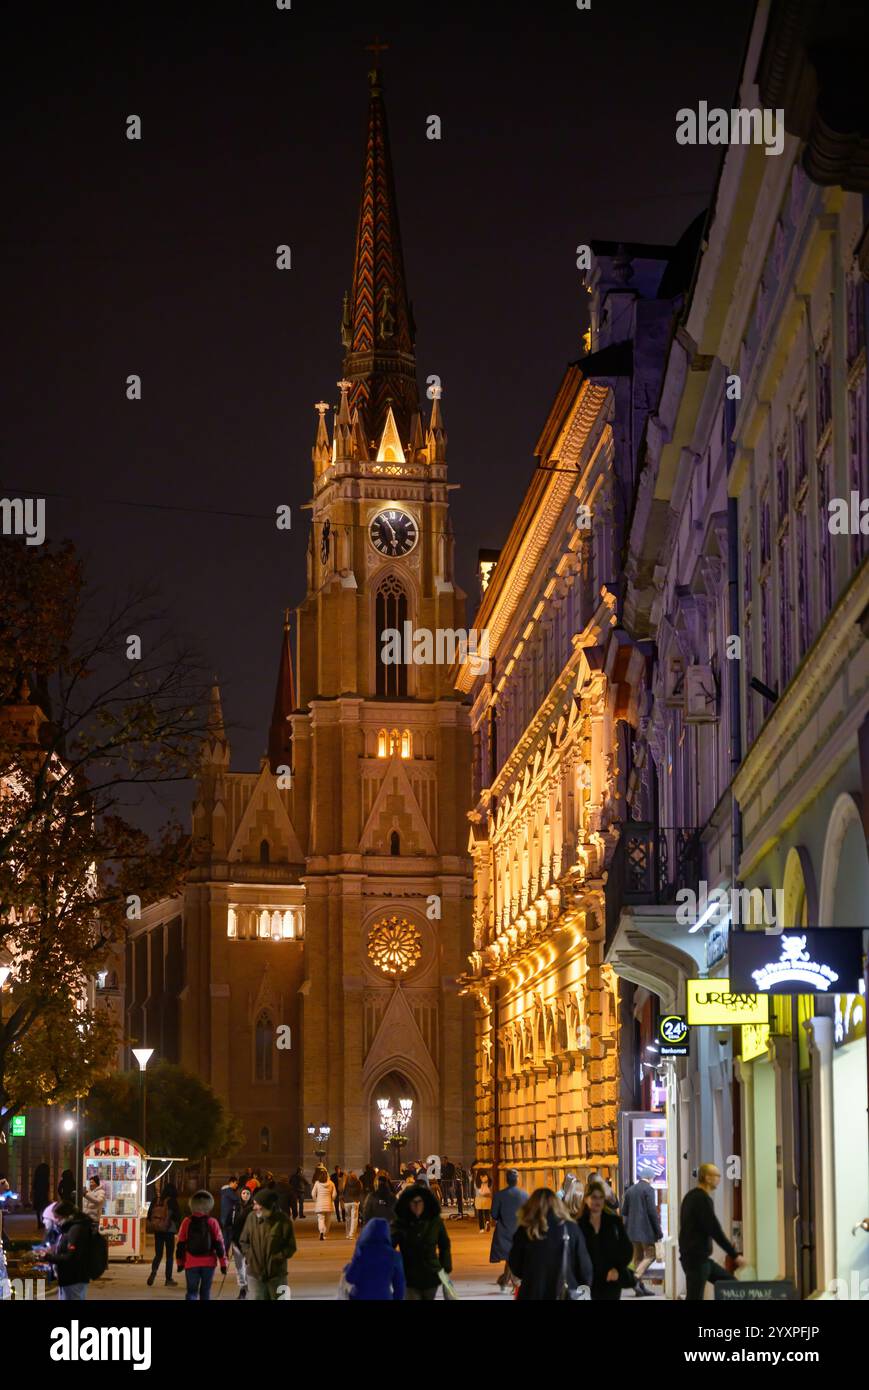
[370, 1070, 418, 1175]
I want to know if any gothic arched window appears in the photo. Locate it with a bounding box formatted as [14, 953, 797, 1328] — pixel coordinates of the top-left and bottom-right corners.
[255, 1012, 273, 1082]
[260, 839, 270, 865]
[390, 830, 401, 856]
[376, 575, 408, 697]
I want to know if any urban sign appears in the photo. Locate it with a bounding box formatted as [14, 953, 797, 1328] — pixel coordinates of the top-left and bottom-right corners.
[686, 979, 769, 1026]
[10, 1116, 25, 1138]
[729, 929, 864, 996]
[657, 1014, 689, 1056]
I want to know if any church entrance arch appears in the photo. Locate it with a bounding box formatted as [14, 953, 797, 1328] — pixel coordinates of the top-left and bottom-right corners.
[369, 1069, 419, 1175]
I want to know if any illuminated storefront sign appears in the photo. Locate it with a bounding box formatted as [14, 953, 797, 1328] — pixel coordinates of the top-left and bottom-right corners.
[657, 1014, 689, 1056]
[729, 930, 863, 996]
[686, 979, 769, 1026]
[834, 982, 866, 1048]
[740, 1022, 770, 1061]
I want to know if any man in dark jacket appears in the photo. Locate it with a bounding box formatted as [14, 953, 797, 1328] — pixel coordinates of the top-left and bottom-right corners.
[363, 1172, 397, 1227]
[441, 1157, 456, 1206]
[361, 1164, 376, 1196]
[489, 1169, 528, 1288]
[679, 1163, 745, 1300]
[44, 1202, 92, 1300]
[288, 1168, 306, 1219]
[391, 1184, 452, 1300]
[240, 1189, 296, 1300]
[219, 1176, 240, 1245]
[621, 1176, 663, 1297]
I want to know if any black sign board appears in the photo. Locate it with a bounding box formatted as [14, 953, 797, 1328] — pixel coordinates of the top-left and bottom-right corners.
[657, 1014, 689, 1056]
[729, 928, 864, 995]
[715, 1280, 798, 1301]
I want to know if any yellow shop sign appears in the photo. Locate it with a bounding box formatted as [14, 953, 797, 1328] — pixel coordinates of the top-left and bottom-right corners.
[740, 1022, 770, 1061]
[686, 979, 770, 1026]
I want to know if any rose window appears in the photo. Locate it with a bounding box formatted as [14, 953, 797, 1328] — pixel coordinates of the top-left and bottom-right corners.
[368, 916, 422, 976]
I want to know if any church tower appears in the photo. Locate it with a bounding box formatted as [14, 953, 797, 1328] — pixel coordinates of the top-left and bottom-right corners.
[291, 57, 474, 1169]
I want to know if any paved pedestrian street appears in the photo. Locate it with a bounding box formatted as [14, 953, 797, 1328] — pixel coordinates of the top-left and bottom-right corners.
[6, 1212, 663, 1302]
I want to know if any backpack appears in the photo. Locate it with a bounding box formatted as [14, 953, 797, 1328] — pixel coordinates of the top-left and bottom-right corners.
[186, 1214, 214, 1258]
[149, 1201, 170, 1234]
[87, 1224, 109, 1280]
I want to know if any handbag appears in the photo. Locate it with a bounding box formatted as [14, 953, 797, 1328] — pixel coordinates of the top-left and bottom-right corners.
[558, 1227, 591, 1301]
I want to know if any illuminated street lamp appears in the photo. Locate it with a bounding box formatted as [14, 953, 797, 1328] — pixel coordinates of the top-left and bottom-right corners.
[378, 1097, 413, 1176]
[306, 1124, 331, 1165]
[132, 1048, 154, 1158]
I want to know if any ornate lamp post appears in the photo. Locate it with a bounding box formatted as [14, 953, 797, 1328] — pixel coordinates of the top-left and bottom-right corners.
[377, 1097, 413, 1177]
[306, 1124, 331, 1166]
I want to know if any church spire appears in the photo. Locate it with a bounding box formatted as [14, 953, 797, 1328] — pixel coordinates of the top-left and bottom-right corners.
[268, 610, 296, 775]
[341, 44, 418, 453]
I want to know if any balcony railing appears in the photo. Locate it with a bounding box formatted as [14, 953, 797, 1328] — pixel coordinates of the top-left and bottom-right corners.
[617, 822, 702, 905]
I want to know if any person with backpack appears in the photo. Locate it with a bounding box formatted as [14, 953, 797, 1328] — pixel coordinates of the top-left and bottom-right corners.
[146, 1181, 182, 1288]
[176, 1189, 227, 1301]
[43, 1201, 108, 1299]
[362, 1171, 397, 1227]
[240, 1189, 297, 1300]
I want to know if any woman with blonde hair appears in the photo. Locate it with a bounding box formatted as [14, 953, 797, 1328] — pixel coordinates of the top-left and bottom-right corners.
[507, 1188, 593, 1300]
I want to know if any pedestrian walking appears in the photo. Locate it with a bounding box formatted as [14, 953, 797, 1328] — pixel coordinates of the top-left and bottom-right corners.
[288, 1167, 306, 1220]
[474, 1169, 493, 1231]
[343, 1170, 363, 1238]
[146, 1181, 181, 1288]
[43, 1201, 95, 1301]
[330, 1167, 346, 1223]
[454, 1165, 465, 1218]
[175, 1189, 227, 1301]
[578, 1181, 634, 1300]
[343, 1217, 406, 1300]
[621, 1175, 663, 1297]
[678, 1162, 745, 1300]
[586, 1169, 619, 1214]
[229, 1186, 254, 1298]
[81, 1175, 107, 1224]
[311, 1166, 336, 1240]
[58, 1169, 75, 1204]
[362, 1171, 397, 1227]
[240, 1189, 296, 1300]
[274, 1174, 292, 1217]
[31, 1162, 50, 1230]
[489, 1169, 529, 1289]
[391, 1183, 452, 1300]
[507, 1189, 593, 1300]
[219, 1175, 240, 1241]
[361, 1163, 376, 1196]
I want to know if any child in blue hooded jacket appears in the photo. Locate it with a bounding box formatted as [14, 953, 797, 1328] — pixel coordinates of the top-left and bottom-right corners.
[343, 1217, 406, 1300]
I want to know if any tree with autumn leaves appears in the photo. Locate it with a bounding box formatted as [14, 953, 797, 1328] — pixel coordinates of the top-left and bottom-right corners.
[0, 537, 212, 1136]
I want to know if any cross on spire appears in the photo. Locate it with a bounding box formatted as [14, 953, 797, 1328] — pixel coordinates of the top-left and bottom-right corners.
[365, 35, 389, 62]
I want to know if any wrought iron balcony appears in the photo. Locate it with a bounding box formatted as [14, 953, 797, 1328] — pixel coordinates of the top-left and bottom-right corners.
[616, 822, 703, 905]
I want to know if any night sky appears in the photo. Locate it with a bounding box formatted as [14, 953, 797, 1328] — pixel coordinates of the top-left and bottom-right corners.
[5, 0, 755, 823]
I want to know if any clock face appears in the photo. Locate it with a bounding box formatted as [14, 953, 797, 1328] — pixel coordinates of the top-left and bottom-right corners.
[369, 509, 418, 558]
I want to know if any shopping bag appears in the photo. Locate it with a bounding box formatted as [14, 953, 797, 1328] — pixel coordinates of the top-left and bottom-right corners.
[437, 1268, 459, 1300]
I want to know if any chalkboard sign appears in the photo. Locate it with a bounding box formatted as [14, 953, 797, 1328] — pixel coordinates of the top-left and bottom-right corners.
[715, 1280, 798, 1301]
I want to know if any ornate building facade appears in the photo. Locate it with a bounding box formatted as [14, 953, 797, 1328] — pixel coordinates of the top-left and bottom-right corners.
[457, 241, 693, 1190]
[126, 63, 474, 1173]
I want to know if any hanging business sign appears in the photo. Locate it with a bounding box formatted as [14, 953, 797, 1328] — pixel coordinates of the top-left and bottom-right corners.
[657, 1014, 690, 1056]
[834, 986, 866, 1048]
[740, 1022, 770, 1062]
[686, 979, 769, 1026]
[10, 1116, 26, 1138]
[729, 929, 864, 996]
